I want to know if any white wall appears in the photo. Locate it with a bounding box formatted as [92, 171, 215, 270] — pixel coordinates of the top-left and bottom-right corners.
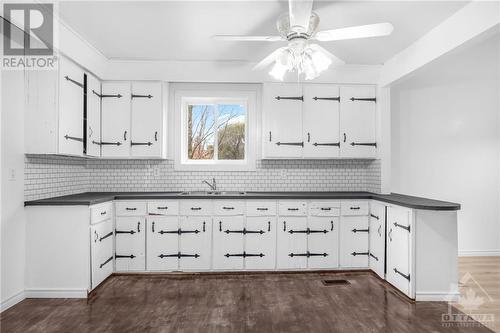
[391, 33, 500, 255]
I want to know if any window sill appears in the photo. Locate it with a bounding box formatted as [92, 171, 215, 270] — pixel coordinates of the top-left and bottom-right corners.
[174, 161, 256, 172]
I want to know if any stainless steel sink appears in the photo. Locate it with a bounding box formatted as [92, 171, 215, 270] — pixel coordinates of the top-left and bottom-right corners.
[179, 191, 246, 196]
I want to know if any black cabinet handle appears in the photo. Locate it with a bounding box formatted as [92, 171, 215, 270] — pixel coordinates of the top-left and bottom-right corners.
[97, 141, 122, 146]
[157, 206, 168, 210]
[352, 228, 369, 233]
[350, 97, 376, 102]
[269, 131, 272, 142]
[131, 141, 152, 146]
[276, 142, 304, 147]
[312, 96, 340, 102]
[203, 221, 206, 232]
[268, 221, 271, 232]
[94, 230, 98, 242]
[191, 207, 202, 211]
[370, 214, 379, 220]
[394, 268, 410, 281]
[275, 96, 303, 101]
[154, 131, 158, 141]
[256, 207, 268, 211]
[100, 256, 113, 269]
[321, 207, 331, 211]
[350, 142, 377, 147]
[100, 211, 107, 215]
[131, 94, 153, 99]
[331, 221, 334, 231]
[126, 207, 137, 211]
[350, 207, 361, 210]
[307, 133, 311, 142]
[152, 221, 155, 233]
[394, 222, 411, 232]
[313, 142, 340, 147]
[283, 221, 286, 231]
[388, 228, 393, 242]
[369, 253, 379, 261]
[289, 252, 327, 258]
[115, 254, 136, 259]
[343, 133, 347, 143]
[222, 207, 234, 210]
[123, 131, 127, 141]
[137, 222, 140, 232]
[64, 75, 83, 88]
[99, 232, 113, 242]
[115, 229, 135, 235]
[287, 208, 299, 211]
[96, 92, 122, 98]
[377, 225, 382, 237]
[351, 252, 369, 256]
[64, 134, 83, 142]
[219, 221, 222, 232]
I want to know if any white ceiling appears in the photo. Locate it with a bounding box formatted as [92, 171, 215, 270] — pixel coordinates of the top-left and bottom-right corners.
[59, 1, 468, 65]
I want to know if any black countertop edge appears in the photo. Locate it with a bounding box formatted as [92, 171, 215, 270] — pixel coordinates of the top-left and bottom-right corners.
[24, 191, 461, 211]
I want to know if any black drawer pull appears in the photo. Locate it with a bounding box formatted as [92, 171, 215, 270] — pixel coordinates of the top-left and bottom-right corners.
[222, 207, 234, 210]
[321, 207, 331, 211]
[97, 141, 122, 146]
[313, 142, 340, 147]
[157, 206, 168, 210]
[225, 252, 264, 258]
[350, 97, 376, 102]
[287, 208, 299, 211]
[159, 252, 200, 259]
[276, 142, 304, 147]
[289, 228, 327, 235]
[99, 232, 113, 242]
[312, 96, 340, 102]
[256, 207, 268, 211]
[100, 211, 107, 215]
[64, 135, 83, 142]
[350, 142, 377, 147]
[115, 254, 136, 259]
[289, 252, 328, 258]
[352, 228, 369, 233]
[370, 214, 379, 220]
[131, 141, 152, 146]
[115, 229, 135, 235]
[125, 207, 137, 211]
[394, 268, 410, 281]
[394, 222, 411, 232]
[369, 253, 379, 261]
[275, 95, 303, 101]
[131, 94, 153, 99]
[100, 256, 113, 269]
[95, 91, 122, 98]
[268, 221, 271, 232]
[159, 228, 199, 235]
[224, 228, 264, 235]
[350, 207, 361, 210]
[191, 207, 202, 211]
[351, 252, 369, 256]
[64, 75, 84, 88]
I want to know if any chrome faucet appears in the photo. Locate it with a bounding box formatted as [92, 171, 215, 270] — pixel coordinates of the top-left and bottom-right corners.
[202, 178, 217, 191]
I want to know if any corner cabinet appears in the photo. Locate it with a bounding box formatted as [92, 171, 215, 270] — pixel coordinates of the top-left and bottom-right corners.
[262, 83, 377, 159]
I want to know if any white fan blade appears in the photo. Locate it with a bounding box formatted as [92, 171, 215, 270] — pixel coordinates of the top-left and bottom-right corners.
[213, 35, 283, 42]
[309, 44, 345, 67]
[314, 23, 394, 42]
[253, 47, 287, 71]
[289, 0, 313, 33]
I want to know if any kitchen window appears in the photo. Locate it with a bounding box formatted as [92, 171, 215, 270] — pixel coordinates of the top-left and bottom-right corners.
[173, 84, 257, 171]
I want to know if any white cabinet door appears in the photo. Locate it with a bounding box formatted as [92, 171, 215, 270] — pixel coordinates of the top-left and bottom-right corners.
[303, 84, 340, 158]
[213, 217, 245, 270]
[90, 219, 113, 289]
[101, 82, 130, 157]
[339, 216, 369, 268]
[115, 217, 146, 271]
[58, 57, 84, 156]
[245, 217, 276, 270]
[86, 74, 101, 157]
[307, 217, 339, 269]
[179, 217, 211, 270]
[263, 83, 303, 158]
[277, 217, 308, 269]
[130, 82, 163, 158]
[369, 201, 386, 278]
[386, 206, 412, 297]
[339, 86, 377, 158]
[146, 217, 179, 271]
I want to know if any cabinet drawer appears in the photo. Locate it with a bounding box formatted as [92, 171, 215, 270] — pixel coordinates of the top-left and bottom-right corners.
[341, 201, 369, 216]
[246, 201, 277, 216]
[278, 201, 307, 216]
[309, 201, 340, 216]
[213, 200, 245, 215]
[147, 201, 179, 215]
[179, 200, 213, 216]
[91, 201, 113, 224]
[115, 201, 147, 216]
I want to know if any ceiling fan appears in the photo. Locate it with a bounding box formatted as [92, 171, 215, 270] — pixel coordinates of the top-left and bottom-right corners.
[213, 0, 394, 80]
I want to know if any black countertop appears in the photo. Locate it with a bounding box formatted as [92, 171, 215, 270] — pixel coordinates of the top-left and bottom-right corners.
[24, 191, 460, 211]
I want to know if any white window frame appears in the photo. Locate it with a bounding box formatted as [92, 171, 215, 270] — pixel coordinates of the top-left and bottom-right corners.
[173, 84, 257, 171]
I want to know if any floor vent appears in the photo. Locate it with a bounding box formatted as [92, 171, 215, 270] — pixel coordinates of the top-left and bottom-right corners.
[322, 279, 350, 286]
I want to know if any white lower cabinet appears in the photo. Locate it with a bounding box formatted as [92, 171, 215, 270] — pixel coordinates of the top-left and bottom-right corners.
[179, 216, 211, 270]
[147, 216, 179, 271]
[90, 219, 114, 289]
[277, 217, 308, 269]
[386, 205, 413, 297]
[244, 217, 276, 270]
[213, 216, 245, 270]
[340, 216, 369, 268]
[115, 217, 146, 271]
[369, 201, 386, 278]
[307, 217, 339, 269]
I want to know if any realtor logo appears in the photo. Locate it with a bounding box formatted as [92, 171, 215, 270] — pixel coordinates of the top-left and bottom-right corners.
[3, 3, 53, 55]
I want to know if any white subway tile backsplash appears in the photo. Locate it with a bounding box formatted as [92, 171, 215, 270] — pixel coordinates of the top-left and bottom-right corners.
[25, 156, 381, 201]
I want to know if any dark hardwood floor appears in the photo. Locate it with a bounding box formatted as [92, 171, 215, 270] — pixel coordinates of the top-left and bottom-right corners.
[1, 272, 493, 333]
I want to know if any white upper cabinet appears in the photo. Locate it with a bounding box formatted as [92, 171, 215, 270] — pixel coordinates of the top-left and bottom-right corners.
[302, 84, 341, 158]
[86, 74, 101, 157]
[101, 82, 131, 158]
[58, 57, 85, 156]
[263, 83, 304, 158]
[339, 86, 377, 158]
[130, 82, 164, 158]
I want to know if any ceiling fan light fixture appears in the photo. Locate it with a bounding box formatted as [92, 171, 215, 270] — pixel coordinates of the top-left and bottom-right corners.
[269, 61, 289, 81]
